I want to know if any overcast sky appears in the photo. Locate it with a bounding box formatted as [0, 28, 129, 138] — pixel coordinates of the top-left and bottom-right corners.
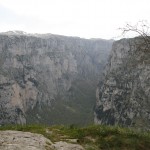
[0, 0, 150, 39]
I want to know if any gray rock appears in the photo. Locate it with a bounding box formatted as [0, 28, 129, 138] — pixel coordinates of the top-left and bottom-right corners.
[95, 37, 150, 129]
[51, 141, 84, 150]
[0, 130, 84, 150]
[0, 130, 52, 150]
[0, 32, 112, 125]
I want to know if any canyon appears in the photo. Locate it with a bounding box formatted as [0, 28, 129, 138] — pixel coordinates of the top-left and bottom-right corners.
[0, 31, 112, 125]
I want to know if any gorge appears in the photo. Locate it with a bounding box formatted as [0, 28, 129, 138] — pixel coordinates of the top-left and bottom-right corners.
[0, 31, 112, 125]
[0, 31, 149, 130]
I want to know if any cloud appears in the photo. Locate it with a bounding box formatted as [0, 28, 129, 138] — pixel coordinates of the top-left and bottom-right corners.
[0, 0, 150, 39]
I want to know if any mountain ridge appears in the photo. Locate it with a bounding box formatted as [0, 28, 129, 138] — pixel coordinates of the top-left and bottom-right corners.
[0, 31, 114, 41]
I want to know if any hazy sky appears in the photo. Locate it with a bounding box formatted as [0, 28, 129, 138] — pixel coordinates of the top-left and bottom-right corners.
[0, 0, 150, 39]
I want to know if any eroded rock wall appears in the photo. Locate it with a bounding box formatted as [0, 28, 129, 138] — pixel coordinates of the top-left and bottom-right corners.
[95, 37, 150, 129]
[0, 32, 112, 125]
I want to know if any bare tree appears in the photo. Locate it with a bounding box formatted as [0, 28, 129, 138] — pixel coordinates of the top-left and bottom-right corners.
[119, 21, 150, 51]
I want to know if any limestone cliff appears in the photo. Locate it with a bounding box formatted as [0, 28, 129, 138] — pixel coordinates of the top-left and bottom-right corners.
[0, 31, 112, 125]
[95, 37, 150, 129]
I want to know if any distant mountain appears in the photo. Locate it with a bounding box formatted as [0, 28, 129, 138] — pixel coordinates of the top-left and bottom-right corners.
[0, 31, 113, 125]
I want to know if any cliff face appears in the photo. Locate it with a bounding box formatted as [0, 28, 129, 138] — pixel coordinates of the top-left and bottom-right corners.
[95, 37, 150, 129]
[0, 31, 112, 125]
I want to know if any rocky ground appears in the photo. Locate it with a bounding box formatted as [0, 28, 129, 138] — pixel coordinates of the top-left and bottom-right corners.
[0, 125, 150, 150]
[0, 130, 84, 150]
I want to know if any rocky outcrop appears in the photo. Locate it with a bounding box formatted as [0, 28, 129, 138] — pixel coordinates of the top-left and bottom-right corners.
[51, 141, 84, 150]
[0, 31, 112, 125]
[0, 130, 84, 150]
[95, 37, 150, 129]
[0, 130, 52, 150]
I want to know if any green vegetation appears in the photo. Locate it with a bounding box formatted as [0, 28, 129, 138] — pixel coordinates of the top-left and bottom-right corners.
[1, 124, 150, 150]
[26, 79, 96, 126]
